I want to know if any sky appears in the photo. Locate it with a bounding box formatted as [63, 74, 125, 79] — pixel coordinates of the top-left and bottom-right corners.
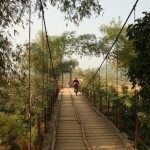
[14, 0, 150, 69]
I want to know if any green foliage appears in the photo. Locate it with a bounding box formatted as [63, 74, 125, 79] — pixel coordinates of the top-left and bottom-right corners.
[0, 34, 14, 78]
[29, 31, 79, 76]
[0, 112, 26, 149]
[99, 18, 134, 70]
[138, 113, 150, 149]
[50, 0, 102, 25]
[0, 0, 102, 148]
[0, 0, 102, 27]
[0, 0, 28, 28]
[80, 68, 96, 86]
[127, 12, 150, 114]
[0, 76, 27, 114]
[72, 34, 100, 56]
[81, 66, 150, 148]
[60, 32, 101, 57]
[56, 59, 79, 74]
[0, 0, 102, 77]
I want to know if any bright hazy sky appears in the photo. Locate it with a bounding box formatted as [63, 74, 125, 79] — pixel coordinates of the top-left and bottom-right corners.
[15, 0, 150, 69]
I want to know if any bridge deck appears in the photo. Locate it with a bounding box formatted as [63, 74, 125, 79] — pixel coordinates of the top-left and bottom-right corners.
[55, 88, 134, 150]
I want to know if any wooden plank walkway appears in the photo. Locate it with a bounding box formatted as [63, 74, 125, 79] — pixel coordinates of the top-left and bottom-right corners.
[55, 88, 135, 150]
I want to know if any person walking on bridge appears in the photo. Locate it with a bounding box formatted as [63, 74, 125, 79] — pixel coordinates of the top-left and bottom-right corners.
[72, 78, 79, 95]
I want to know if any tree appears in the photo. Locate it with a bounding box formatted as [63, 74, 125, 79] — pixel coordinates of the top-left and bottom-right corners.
[30, 31, 79, 75]
[99, 18, 134, 70]
[0, 0, 103, 95]
[63, 33, 101, 57]
[0, 112, 27, 149]
[126, 12, 150, 113]
[1, 1, 102, 146]
[0, 0, 102, 28]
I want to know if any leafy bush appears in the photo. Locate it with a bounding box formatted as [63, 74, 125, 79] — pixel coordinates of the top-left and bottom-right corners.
[0, 112, 26, 149]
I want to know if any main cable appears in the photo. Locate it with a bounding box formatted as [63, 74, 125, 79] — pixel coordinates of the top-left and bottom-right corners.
[28, 0, 32, 149]
[41, 15, 45, 120]
[39, 0, 57, 86]
[84, 0, 139, 88]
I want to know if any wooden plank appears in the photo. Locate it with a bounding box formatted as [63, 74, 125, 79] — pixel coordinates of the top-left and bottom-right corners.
[55, 88, 135, 150]
[55, 143, 86, 147]
[55, 147, 87, 150]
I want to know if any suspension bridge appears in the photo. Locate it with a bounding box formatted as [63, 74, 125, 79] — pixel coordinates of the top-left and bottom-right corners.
[47, 88, 136, 150]
[26, 0, 147, 149]
[5, 0, 148, 149]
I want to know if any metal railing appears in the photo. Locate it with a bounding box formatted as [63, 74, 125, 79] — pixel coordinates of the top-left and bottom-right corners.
[79, 85, 150, 150]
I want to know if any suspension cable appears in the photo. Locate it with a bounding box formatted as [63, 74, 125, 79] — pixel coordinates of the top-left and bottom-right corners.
[116, 37, 120, 129]
[133, 5, 139, 149]
[134, 7, 136, 24]
[105, 57, 109, 117]
[39, 0, 57, 86]
[28, 0, 32, 149]
[84, 0, 139, 88]
[41, 15, 45, 120]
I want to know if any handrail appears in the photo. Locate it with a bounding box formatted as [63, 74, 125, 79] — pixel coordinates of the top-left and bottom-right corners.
[79, 85, 150, 150]
[36, 87, 59, 149]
